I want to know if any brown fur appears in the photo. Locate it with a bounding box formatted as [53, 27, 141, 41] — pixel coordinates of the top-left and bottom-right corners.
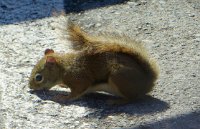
[29, 22, 159, 105]
[67, 22, 159, 86]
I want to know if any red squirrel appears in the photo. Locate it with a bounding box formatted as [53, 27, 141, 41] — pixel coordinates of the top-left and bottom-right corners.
[29, 22, 159, 104]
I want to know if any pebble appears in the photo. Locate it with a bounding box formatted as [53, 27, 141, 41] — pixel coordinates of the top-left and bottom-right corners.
[194, 38, 200, 42]
[95, 23, 101, 27]
[194, 34, 200, 37]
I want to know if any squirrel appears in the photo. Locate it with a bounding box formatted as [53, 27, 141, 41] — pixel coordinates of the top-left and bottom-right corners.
[29, 22, 159, 105]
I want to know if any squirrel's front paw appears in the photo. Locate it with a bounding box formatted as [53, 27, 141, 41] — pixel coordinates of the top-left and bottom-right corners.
[106, 99, 129, 105]
[52, 94, 69, 103]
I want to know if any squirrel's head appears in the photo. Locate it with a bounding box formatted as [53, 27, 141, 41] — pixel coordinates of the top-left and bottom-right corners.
[29, 49, 62, 91]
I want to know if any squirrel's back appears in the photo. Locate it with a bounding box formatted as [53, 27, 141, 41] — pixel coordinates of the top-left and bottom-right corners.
[67, 22, 159, 88]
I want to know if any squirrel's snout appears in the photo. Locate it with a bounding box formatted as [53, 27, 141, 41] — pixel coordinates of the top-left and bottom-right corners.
[29, 80, 38, 90]
[29, 80, 34, 89]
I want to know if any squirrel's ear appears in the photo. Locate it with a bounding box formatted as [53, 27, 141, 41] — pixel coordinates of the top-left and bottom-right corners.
[45, 56, 56, 67]
[45, 49, 54, 55]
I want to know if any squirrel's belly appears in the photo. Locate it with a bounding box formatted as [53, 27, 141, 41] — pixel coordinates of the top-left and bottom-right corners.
[85, 83, 123, 97]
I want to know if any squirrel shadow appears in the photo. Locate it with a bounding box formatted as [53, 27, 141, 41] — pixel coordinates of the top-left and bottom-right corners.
[131, 110, 200, 129]
[30, 90, 169, 118]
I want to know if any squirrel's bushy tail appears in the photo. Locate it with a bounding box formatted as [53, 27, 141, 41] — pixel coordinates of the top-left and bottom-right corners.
[67, 21, 96, 50]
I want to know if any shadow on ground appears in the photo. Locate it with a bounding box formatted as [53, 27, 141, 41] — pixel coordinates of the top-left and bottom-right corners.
[0, 0, 128, 25]
[132, 110, 200, 129]
[30, 90, 169, 118]
[64, 0, 129, 13]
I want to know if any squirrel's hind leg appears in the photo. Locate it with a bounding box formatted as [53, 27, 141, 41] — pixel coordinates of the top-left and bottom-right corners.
[108, 68, 146, 104]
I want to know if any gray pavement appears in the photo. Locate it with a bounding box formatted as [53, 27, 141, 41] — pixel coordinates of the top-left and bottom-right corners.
[0, 0, 200, 129]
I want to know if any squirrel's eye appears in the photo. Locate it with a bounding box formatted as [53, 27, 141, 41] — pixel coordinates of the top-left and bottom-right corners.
[35, 73, 43, 83]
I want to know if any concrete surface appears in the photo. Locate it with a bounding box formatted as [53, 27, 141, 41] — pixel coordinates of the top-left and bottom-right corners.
[0, 0, 199, 129]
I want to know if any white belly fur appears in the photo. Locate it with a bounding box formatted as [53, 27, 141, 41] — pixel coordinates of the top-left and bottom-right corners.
[86, 83, 121, 96]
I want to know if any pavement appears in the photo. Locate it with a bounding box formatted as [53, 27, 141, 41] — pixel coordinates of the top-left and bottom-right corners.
[0, 0, 199, 129]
